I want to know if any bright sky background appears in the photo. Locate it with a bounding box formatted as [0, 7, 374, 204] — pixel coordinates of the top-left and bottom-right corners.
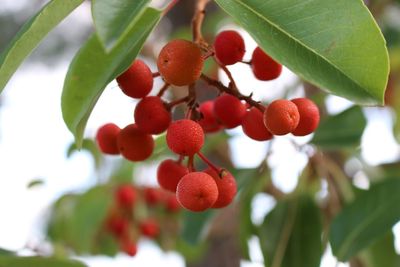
[0, 1, 399, 267]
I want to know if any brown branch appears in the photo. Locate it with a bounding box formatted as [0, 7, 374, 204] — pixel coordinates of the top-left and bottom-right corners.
[192, 0, 211, 45]
[157, 83, 170, 97]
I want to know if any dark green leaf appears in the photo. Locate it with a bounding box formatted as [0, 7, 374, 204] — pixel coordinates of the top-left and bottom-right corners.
[366, 232, 400, 267]
[181, 209, 215, 245]
[0, 0, 84, 93]
[0, 248, 14, 256]
[259, 195, 322, 267]
[92, 0, 150, 51]
[0, 256, 87, 267]
[311, 106, 367, 149]
[27, 179, 45, 189]
[61, 8, 160, 147]
[67, 139, 103, 169]
[214, 0, 389, 105]
[330, 179, 400, 261]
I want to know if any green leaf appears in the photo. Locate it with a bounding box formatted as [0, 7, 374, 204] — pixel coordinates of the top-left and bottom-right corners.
[27, 179, 45, 189]
[366, 232, 400, 267]
[311, 106, 367, 149]
[67, 139, 103, 169]
[61, 8, 160, 147]
[92, 0, 150, 51]
[0, 0, 84, 93]
[181, 210, 215, 245]
[214, 0, 389, 105]
[259, 195, 322, 267]
[0, 248, 14, 256]
[0, 256, 87, 267]
[330, 178, 400, 261]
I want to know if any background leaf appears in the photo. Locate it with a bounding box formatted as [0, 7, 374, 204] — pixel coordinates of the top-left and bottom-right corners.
[214, 0, 389, 105]
[0, 256, 87, 267]
[365, 232, 400, 267]
[67, 138, 103, 169]
[0, 0, 84, 93]
[330, 178, 400, 261]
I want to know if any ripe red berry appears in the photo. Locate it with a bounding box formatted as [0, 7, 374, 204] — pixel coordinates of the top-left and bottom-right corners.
[144, 187, 163, 206]
[140, 219, 160, 238]
[106, 214, 129, 237]
[121, 240, 138, 256]
[117, 124, 154, 161]
[115, 184, 136, 209]
[157, 39, 204, 86]
[198, 101, 223, 133]
[204, 168, 237, 208]
[166, 119, 204, 156]
[116, 59, 153, 98]
[251, 47, 282, 81]
[134, 96, 171, 135]
[157, 159, 189, 192]
[214, 94, 246, 129]
[214, 30, 245, 65]
[263, 99, 300, 135]
[165, 194, 181, 212]
[176, 172, 218, 212]
[242, 107, 273, 141]
[291, 98, 320, 136]
[96, 123, 120, 155]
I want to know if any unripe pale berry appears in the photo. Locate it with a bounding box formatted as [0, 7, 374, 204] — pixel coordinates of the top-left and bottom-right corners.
[176, 172, 218, 212]
[115, 184, 136, 209]
[157, 39, 204, 86]
[214, 94, 246, 129]
[251, 47, 282, 81]
[214, 30, 245, 65]
[117, 124, 154, 161]
[204, 168, 237, 208]
[242, 107, 273, 141]
[157, 159, 189, 192]
[263, 99, 300, 135]
[116, 59, 153, 98]
[96, 123, 120, 155]
[198, 100, 223, 133]
[166, 119, 204, 156]
[291, 98, 320, 136]
[134, 96, 171, 134]
[140, 219, 160, 238]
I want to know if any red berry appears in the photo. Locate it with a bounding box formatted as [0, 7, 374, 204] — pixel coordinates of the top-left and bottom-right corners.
[166, 119, 204, 156]
[214, 30, 245, 65]
[165, 194, 181, 212]
[134, 96, 171, 134]
[204, 168, 237, 208]
[242, 107, 273, 141]
[115, 184, 136, 209]
[106, 214, 129, 237]
[144, 187, 163, 206]
[121, 240, 138, 256]
[291, 98, 320, 136]
[96, 123, 120, 155]
[140, 219, 160, 238]
[198, 101, 223, 133]
[116, 59, 153, 98]
[263, 99, 300, 135]
[157, 39, 204, 86]
[251, 47, 282, 81]
[176, 172, 218, 212]
[214, 94, 246, 129]
[117, 124, 154, 161]
[157, 159, 189, 192]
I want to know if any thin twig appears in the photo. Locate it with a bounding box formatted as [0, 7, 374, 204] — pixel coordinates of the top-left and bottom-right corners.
[192, 0, 211, 45]
[157, 83, 170, 97]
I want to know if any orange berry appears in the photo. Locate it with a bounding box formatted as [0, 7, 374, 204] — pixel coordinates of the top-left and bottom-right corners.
[214, 30, 245, 65]
[291, 98, 320, 136]
[157, 159, 189, 192]
[96, 123, 120, 155]
[116, 59, 153, 98]
[134, 96, 171, 134]
[157, 39, 204, 86]
[117, 124, 154, 161]
[242, 107, 273, 141]
[204, 168, 237, 208]
[251, 47, 282, 81]
[214, 94, 246, 129]
[166, 119, 204, 156]
[263, 99, 300, 135]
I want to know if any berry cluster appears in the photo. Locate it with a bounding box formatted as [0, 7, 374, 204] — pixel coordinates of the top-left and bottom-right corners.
[104, 184, 180, 256]
[96, 30, 320, 212]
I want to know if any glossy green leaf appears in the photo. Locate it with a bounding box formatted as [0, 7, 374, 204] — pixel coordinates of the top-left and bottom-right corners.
[0, 0, 84, 93]
[0, 256, 87, 267]
[62, 8, 160, 147]
[330, 179, 400, 261]
[311, 106, 367, 149]
[214, 0, 389, 105]
[259, 195, 322, 267]
[92, 0, 150, 51]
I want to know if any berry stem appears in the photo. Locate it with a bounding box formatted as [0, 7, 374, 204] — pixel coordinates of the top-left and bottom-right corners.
[162, 0, 179, 16]
[152, 72, 160, 78]
[157, 83, 170, 97]
[240, 60, 252, 65]
[214, 57, 239, 93]
[177, 155, 184, 164]
[196, 152, 224, 178]
[187, 155, 195, 172]
[192, 0, 210, 45]
[166, 96, 190, 110]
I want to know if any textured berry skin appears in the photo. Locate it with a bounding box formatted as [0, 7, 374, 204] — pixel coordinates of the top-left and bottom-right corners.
[166, 119, 204, 156]
[157, 159, 189, 192]
[106, 214, 129, 237]
[144, 187, 163, 205]
[134, 96, 171, 134]
[291, 98, 320, 136]
[214, 30, 245, 65]
[176, 172, 218, 212]
[251, 47, 282, 81]
[140, 219, 160, 238]
[204, 168, 237, 208]
[117, 124, 154, 161]
[214, 94, 246, 129]
[115, 184, 136, 209]
[165, 194, 181, 212]
[242, 108, 273, 141]
[96, 123, 120, 155]
[198, 101, 223, 133]
[264, 99, 300, 135]
[116, 59, 153, 98]
[157, 39, 204, 86]
[121, 240, 138, 256]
